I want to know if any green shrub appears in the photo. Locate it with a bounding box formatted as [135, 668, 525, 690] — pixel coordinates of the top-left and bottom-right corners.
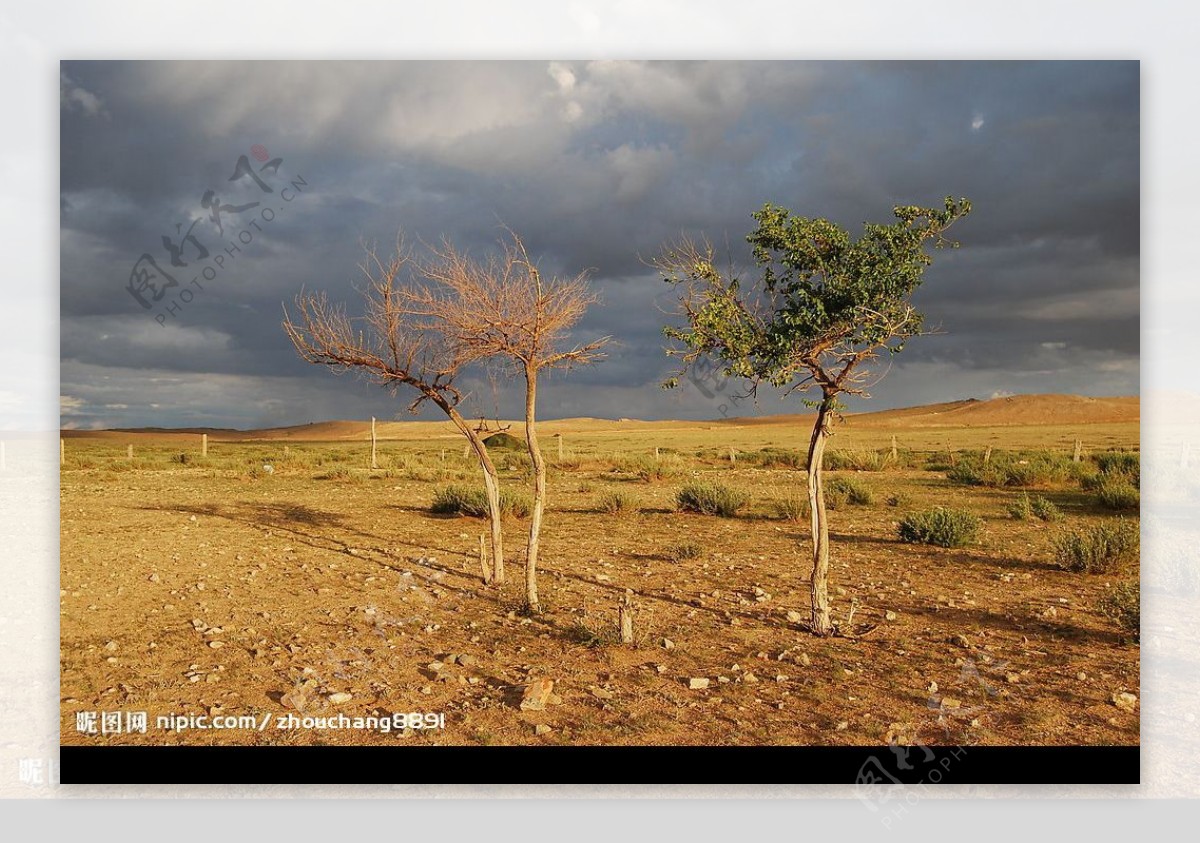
[1097, 580, 1140, 640]
[1053, 520, 1138, 573]
[1095, 451, 1140, 487]
[772, 494, 810, 522]
[667, 542, 704, 562]
[430, 485, 531, 519]
[1030, 495, 1062, 522]
[1008, 493, 1033, 520]
[617, 454, 683, 482]
[897, 507, 981, 548]
[483, 432, 524, 450]
[885, 491, 909, 508]
[676, 481, 748, 517]
[948, 451, 1073, 488]
[753, 448, 808, 470]
[826, 476, 874, 506]
[825, 449, 894, 472]
[597, 490, 633, 514]
[1095, 477, 1140, 511]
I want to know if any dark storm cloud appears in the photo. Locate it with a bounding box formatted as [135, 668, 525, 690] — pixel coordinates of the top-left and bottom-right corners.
[59, 60, 1138, 429]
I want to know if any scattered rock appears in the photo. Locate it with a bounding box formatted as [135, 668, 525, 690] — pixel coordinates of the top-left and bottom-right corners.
[148, 574, 160, 583]
[950, 634, 972, 649]
[208, 641, 224, 649]
[1077, 671, 1088, 681]
[885, 610, 898, 622]
[327, 692, 353, 705]
[798, 653, 812, 667]
[835, 720, 849, 731]
[661, 638, 675, 650]
[786, 611, 804, 624]
[1112, 692, 1138, 712]
[588, 686, 615, 701]
[103, 640, 117, 652]
[1005, 672, 1021, 684]
[534, 724, 552, 736]
[940, 697, 962, 710]
[928, 681, 938, 694]
[520, 678, 555, 711]
[688, 677, 710, 690]
[742, 672, 759, 684]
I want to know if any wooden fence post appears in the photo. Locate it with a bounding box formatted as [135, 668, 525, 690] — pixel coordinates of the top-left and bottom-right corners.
[201, 433, 208, 457]
[371, 417, 378, 469]
[127, 444, 134, 459]
[983, 446, 992, 465]
[890, 435, 898, 461]
[729, 447, 737, 465]
[618, 590, 635, 645]
[557, 434, 564, 460]
[1073, 439, 1083, 463]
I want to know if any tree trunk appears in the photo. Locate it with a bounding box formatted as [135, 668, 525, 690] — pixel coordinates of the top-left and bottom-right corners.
[805, 393, 835, 636]
[523, 364, 547, 613]
[439, 398, 505, 585]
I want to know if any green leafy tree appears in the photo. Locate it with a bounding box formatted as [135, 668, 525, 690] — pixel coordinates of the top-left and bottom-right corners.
[657, 197, 971, 635]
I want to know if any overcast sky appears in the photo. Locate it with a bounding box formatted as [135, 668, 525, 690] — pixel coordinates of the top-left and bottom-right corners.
[59, 60, 1139, 430]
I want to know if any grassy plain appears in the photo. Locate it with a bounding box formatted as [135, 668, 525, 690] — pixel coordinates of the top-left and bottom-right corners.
[60, 395, 1140, 747]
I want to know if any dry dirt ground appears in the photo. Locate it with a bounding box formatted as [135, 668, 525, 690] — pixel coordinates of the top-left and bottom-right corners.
[61, 396, 1140, 748]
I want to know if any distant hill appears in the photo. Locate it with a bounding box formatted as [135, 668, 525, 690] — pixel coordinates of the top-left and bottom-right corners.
[61, 394, 1138, 441]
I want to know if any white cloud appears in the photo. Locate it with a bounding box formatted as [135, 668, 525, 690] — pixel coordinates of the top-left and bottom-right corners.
[971, 113, 985, 131]
[60, 72, 105, 117]
[60, 395, 86, 415]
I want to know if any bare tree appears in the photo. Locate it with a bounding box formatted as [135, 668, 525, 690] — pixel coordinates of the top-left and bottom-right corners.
[416, 231, 608, 612]
[282, 237, 509, 584]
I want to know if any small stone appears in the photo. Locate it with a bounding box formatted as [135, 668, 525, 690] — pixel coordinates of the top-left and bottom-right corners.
[1112, 692, 1138, 712]
[419, 685, 433, 695]
[103, 640, 117, 652]
[589, 686, 615, 700]
[885, 611, 898, 622]
[456, 654, 478, 667]
[520, 678, 555, 711]
[688, 677, 710, 690]
[798, 653, 812, 667]
[742, 672, 759, 684]
[208, 641, 224, 649]
[786, 611, 804, 624]
[328, 692, 352, 705]
[1005, 672, 1021, 684]
[950, 634, 971, 649]
[835, 720, 849, 731]
[941, 697, 962, 709]
[1077, 671, 1088, 681]
[928, 681, 938, 694]
[534, 724, 552, 736]
[661, 638, 675, 650]
[148, 574, 160, 583]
